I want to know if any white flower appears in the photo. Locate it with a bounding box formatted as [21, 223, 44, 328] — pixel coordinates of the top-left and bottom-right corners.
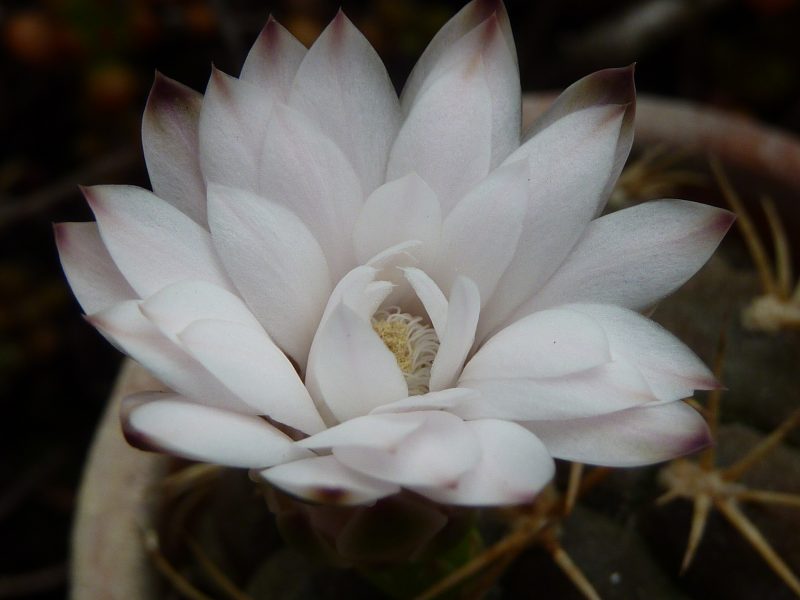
[56, 1, 733, 506]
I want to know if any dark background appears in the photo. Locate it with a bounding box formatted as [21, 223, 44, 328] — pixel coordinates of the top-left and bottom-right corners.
[1, 0, 800, 598]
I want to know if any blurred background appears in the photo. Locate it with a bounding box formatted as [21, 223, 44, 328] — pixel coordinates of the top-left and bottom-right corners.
[1, 0, 800, 598]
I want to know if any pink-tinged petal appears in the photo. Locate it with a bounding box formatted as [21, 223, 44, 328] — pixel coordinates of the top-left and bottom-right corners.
[564, 303, 718, 401]
[306, 303, 408, 423]
[418, 420, 554, 506]
[260, 455, 400, 506]
[353, 173, 441, 266]
[84, 185, 234, 297]
[139, 279, 261, 342]
[387, 52, 492, 214]
[371, 388, 479, 415]
[401, 0, 515, 111]
[88, 301, 253, 413]
[457, 361, 654, 421]
[198, 68, 274, 192]
[54, 222, 136, 314]
[477, 104, 627, 340]
[257, 104, 362, 278]
[522, 66, 636, 205]
[523, 401, 711, 467]
[122, 393, 310, 468]
[141, 73, 206, 225]
[288, 11, 401, 194]
[521, 200, 735, 313]
[208, 184, 332, 366]
[429, 277, 480, 392]
[462, 307, 610, 381]
[432, 160, 528, 302]
[179, 320, 326, 434]
[404, 15, 519, 168]
[240, 16, 306, 98]
[298, 413, 426, 450]
[403, 267, 448, 338]
[333, 411, 481, 487]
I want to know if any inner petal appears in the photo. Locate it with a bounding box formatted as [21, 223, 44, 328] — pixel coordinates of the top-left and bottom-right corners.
[372, 307, 439, 396]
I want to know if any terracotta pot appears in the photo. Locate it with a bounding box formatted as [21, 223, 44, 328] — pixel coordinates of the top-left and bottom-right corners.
[69, 94, 800, 599]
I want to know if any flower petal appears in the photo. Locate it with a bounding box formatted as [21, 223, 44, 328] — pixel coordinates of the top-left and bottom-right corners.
[298, 413, 426, 450]
[461, 307, 611, 381]
[418, 420, 554, 506]
[432, 160, 528, 302]
[84, 185, 234, 297]
[306, 303, 408, 423]
[403, 267, 448, 338]
[522, 401, 711, 466]
[208, 184, 332, 366]
[257, 103, 362, 278]
[240, 16, 306, 98]
[371, 388, 479, 415]
[179, 319, 326, 434]
[54, 222, 136, 314]
[564, 304, 718, 400]
[122, 393, 310, 468]
[333, 411, 481, 487]
[522, 66, 636, 204]
[141, 73, 206, 224]
[198, 68, 275, 192]
[353, 173, 441, 266]
[401, 0, 515, 111]
[457, 361, 655, 421]
[88, 301, 252, 413]
[138, 279, 260, 344]
[261, 455, 400, 506]
[288, 11, 401, 194]
[477, 104, 627, 340]
[521, 200, 735, 313]
[429, 277, 480, 392]
[387, 51, 492, 214]
[403, 14, 519, 168]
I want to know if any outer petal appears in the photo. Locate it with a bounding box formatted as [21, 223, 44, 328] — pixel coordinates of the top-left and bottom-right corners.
[401, 0, 515, 110]
[522, 66, 636, 205]
[523, 401, 711, 467]
[461, 307, 610, 381]
[565, 303, 718, 400]
[353, 173, 441, 266]
[387, 52, 492, 214]
[288, 11, 401, 194]
[139, 279, 261, 342]
[418, 420, 554, 506]
[54, 222, 136, 314]
[432, 160, 528, 302]
[208, 184, 332, 365]
[257, 104, 362, 278]
[141, 73, 206, 224]
[457, 361, 655, 421]
[404, 14, 519, 168]
[371, 388, 479, 415]
[478, 104, 627, 341]
[84, 185, 234, 297]
[179, 320, 326, 435]
[240, 16, 306, 98]
[88, 301, 253, 413]
[122, 393, 310, 468]
[333, 411, 481, 488]
[298, 413, 426, 450]
[261, 455, 400, 506]
[306, 303, 408, 423]
[429, 277, 481, 392]
[521, 200, 735, 313]
[198, 68, 274, 191]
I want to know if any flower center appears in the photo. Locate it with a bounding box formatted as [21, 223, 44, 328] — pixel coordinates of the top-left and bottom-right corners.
[372, 308, 439, 395]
